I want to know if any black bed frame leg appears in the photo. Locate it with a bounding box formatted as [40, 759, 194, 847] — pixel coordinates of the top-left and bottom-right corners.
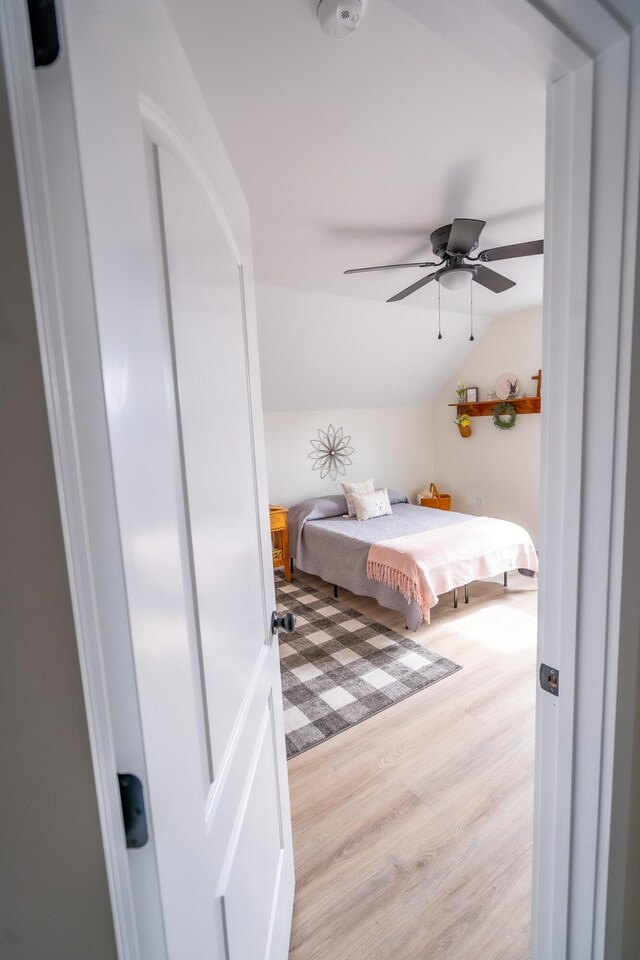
[464, 583, 469, 604]
[333, 584, 338, 600]
[290, 557, 294, 576]
[453, 587, 458, 609]
[504, 571, 508, 587]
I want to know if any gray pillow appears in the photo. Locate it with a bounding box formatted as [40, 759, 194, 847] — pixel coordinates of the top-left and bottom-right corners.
[287, 489, 410, 560]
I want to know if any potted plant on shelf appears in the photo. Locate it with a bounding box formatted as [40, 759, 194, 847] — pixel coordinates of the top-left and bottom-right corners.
[454, 413, 472, 438]
[456, 382, 466, 401]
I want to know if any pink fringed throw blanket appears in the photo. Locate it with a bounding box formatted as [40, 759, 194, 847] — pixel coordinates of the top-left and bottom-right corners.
[367, 517, 538, 623]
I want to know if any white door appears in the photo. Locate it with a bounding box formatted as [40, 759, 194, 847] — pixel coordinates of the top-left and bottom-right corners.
[33, 1, 294, 956]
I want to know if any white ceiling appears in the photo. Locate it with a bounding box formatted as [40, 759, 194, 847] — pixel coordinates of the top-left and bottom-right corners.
[166, 0, 545, 318]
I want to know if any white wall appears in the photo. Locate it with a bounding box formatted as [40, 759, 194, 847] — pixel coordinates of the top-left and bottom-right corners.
[433, 306, 542, 539]
[258, 295, 542, 520]
[263, 406, 435, 507]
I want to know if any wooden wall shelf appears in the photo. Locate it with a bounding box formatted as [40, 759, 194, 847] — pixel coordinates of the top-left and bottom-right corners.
[449, 396, 541, 417]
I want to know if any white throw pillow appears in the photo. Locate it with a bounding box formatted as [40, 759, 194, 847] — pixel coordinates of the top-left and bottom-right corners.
[341, 478, 374, 517]
[352, 487, 393, 521]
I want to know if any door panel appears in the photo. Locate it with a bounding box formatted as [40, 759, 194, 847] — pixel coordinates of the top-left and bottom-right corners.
[221, 694, 286, 960]
[46, 0, 295, 955]
[156, 143, 266, 779]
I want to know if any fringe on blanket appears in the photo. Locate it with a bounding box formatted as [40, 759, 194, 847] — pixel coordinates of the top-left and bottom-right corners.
[367, 560, 430, 618]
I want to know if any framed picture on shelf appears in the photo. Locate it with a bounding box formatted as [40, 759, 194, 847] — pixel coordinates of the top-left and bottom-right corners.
[465, 387, 478, 403]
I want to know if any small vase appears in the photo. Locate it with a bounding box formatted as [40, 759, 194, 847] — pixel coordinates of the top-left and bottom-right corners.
[458, 423, 471, 438]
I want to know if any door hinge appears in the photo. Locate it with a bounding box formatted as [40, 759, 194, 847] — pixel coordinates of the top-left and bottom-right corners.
[27, 0, 60, 68]
[539, 663, 559, 697]
[117, 773, 149, 849]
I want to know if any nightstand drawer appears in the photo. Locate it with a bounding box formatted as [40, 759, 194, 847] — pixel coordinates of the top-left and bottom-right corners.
[269, 510, 287, 532]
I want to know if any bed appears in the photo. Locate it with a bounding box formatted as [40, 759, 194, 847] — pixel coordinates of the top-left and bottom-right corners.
[288, 491, 538, 630]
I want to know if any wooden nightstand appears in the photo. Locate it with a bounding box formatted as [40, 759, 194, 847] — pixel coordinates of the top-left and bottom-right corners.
[269, 505, 291, 582]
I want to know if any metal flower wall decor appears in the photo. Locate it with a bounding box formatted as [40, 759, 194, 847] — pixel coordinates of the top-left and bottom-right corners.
[308, 424, 355, 481]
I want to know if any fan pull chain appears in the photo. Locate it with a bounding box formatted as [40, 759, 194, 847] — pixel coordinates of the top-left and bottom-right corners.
[469, 281, 475, 342]
[437, 283, 442, 340]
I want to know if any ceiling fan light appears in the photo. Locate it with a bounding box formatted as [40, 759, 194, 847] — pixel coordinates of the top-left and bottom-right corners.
[438, 267, 474, 291]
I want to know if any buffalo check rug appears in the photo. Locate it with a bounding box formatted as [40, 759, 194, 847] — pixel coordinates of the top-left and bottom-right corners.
[275, 573, 461, 759]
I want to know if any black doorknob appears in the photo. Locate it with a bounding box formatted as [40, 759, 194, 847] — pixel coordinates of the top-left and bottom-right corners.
[271, 610, 296, 635]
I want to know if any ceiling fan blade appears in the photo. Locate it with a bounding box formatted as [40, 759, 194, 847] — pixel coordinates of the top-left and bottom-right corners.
[473, 265, 516, 293]
[344, 261, 436, 275]
[387, 272, 437, 302]
[446, 218, 486, 256]
[478, 239, 544, 262]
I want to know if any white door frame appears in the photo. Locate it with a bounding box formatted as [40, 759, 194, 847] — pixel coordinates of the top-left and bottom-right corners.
[0, 6, 147, 958]
[3, 0, 640, 957]
[537, 29, 640, 959]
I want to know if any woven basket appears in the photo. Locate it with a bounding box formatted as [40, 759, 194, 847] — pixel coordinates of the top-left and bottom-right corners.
[419, 482, 451, 511]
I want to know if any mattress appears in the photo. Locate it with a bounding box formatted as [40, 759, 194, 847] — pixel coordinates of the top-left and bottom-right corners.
[290, 496, 473, 630]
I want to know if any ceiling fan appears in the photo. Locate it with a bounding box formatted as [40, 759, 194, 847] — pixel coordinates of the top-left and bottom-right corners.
[344, 219, 543, 302]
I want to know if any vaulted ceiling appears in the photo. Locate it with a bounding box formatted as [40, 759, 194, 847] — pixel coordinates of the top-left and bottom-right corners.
[166, 0, 545, 315]
[165, 0, 545, 410]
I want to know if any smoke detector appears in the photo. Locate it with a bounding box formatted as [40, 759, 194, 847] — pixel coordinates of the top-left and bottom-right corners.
[317, 0, 367, 39]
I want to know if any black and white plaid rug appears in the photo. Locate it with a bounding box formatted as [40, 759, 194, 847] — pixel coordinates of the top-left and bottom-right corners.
[276, 574, 461, 759]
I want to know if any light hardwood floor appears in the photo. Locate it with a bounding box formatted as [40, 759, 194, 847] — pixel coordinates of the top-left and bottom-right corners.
[286, 571, 538, 960]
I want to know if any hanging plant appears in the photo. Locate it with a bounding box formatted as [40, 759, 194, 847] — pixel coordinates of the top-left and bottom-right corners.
[492, 402, 517, 431]
[454, 413, 472, 438]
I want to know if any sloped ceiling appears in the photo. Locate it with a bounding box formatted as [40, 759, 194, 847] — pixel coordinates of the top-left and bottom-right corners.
[165, 0, 545, 408]
[256, 284, 492, 411]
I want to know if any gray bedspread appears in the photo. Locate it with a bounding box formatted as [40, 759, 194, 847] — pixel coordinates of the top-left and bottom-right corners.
[288, 493, 473, 630]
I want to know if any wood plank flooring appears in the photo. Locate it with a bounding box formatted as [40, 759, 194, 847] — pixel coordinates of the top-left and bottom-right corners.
[286, 571, 538, 960]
